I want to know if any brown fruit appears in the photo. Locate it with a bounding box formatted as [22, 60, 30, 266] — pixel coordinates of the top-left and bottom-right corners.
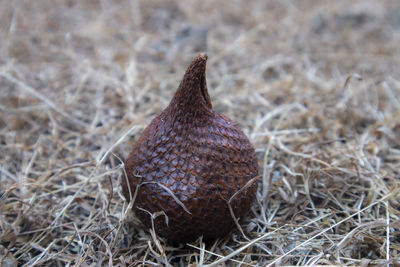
[123, 54, 258, 243]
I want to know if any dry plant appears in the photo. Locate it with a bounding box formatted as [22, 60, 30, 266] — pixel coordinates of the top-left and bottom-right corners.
[0, 0, 399, 266]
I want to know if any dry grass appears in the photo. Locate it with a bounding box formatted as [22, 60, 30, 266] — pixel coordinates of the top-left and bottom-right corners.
[1, 0, 400, 266]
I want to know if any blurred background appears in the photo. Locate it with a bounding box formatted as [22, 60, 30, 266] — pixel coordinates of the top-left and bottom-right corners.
[1, 0, 399, 130]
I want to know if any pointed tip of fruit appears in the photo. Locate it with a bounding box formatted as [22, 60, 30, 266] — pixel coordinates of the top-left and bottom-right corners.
[186, 53, 208, 74]
[171, 54, 212, 112]
[195, 53, 208, 62]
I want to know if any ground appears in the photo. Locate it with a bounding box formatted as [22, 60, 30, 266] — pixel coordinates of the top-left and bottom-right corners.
[0, 0, 399, 266]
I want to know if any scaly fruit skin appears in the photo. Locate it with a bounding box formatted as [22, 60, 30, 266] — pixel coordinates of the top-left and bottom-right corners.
[123, 54, 258, 243]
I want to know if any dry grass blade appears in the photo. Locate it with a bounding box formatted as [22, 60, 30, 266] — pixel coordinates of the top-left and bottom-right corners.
[187, 244, 258, 267]
[0, 72, 88, 128]
[266, 192, 397, 267]
[97, 124, 142, 165]
[141, 182, 192, 215]
[199, 226, 285, 267]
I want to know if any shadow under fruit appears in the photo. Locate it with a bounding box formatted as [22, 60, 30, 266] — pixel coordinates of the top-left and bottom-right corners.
[123, 54, 259, 243]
